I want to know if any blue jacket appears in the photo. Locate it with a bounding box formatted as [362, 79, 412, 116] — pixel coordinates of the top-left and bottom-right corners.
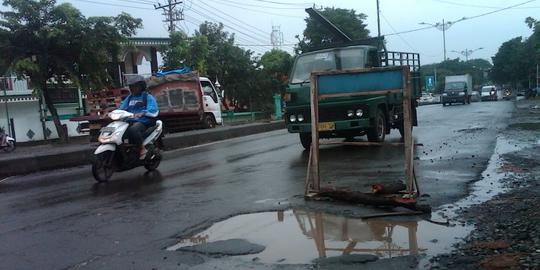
[119, 92, 159, 125]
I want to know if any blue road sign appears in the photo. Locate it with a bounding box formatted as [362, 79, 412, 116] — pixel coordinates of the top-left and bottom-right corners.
[425, 75, 435, 91]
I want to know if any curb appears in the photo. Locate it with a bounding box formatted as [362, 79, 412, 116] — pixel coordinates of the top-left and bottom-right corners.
[0, 121, 285, 178]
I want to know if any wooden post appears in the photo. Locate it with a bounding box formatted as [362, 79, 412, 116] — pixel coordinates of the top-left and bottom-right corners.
[401, 67, 415, 194]
[310, 73, 320, 193]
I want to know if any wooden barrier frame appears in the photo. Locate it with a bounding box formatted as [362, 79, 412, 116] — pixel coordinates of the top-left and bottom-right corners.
[306, 66, 416, 197]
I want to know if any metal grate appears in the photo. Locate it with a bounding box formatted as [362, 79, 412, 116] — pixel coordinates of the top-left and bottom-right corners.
[380, 51, 421, 72]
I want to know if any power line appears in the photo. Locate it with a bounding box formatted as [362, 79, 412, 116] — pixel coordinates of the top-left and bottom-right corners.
[111, 0, 155, 5]
[72, 0, 153, 10]
[458, 0, 537, 21]
[205, 0, 305, 18]
[248, 0, 313, 5]
[211, 0, 308, 10]
[380, 12, 417, 52]
[431, 0, 540, 9]
[196, 1, 296, 46]
[190, 3, 270, 42]
[384, 25, 433, 36]
[184, 14, 269, 54]
[186, 10, 269, 44]
[384, 0, 537, 36]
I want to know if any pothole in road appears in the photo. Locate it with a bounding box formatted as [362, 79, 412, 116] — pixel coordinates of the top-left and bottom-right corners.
[167, 136, 526, 266]
[166, 209, 472, 265]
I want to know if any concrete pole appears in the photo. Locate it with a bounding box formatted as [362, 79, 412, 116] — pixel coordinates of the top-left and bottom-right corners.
[2, 82, 11, 136]
[376, 0, 381, 38]
[442, 19, 447, 61]
[536, 64, 540, 91]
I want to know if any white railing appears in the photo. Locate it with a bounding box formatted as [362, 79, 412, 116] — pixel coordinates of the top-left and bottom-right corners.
[0, 77, 33, 94]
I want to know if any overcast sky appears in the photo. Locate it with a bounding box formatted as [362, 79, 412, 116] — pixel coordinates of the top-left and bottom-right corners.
[53, 0, 539, 70]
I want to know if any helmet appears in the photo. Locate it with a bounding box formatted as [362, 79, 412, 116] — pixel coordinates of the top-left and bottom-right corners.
[126, 75, 146, 89]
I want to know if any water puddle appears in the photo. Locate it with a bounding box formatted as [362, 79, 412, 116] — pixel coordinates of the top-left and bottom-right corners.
[168, 136, 525, 266]
[167, 209, 471, 264]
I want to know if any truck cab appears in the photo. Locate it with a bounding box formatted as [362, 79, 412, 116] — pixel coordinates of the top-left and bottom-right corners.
[199, 77, 223, 127]
[442, 74, 472, 106]
[285, 45, 421, 149]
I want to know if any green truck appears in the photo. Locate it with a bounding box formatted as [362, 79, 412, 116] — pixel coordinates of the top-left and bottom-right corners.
[284, 8, 422, 150]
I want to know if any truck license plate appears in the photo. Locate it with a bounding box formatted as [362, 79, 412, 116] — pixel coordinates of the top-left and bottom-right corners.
[318, 122, 335, 131]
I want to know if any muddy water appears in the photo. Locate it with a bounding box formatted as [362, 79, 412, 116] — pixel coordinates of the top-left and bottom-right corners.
[167, 209, 470, 264]
[168, 136, 524, 266]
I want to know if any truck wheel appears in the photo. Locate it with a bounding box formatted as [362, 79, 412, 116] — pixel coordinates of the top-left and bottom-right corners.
[299, 133, 311, 150]
[203, 114, 216, 129]
[398, 123, 412, 139]
[367, 109, 386, 142]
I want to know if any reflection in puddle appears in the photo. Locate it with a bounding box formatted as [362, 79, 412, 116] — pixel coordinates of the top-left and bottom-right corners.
[167, 209, 470, 264]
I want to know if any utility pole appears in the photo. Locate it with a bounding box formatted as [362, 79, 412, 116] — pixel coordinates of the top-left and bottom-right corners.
[536, 64, 540, 92]
[420, 19, 454, 62]
[442, 19, 446, 61]
[270, 25, 284, 50]
[451, 47, 483, 61]
[1, 78, 11, 136]
[155, 0, 184, 33]
[376, 0, 381, 38]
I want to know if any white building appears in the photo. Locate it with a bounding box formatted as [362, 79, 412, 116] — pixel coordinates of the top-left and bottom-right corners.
[0, 37, 168, 143]
[0, 76, 84, 142]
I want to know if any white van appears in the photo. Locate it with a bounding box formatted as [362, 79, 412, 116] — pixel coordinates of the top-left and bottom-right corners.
[480, 85, 500, 102]
[199, 77, 223, 127]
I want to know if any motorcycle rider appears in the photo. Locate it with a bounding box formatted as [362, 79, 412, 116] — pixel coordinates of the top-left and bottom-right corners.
[119, 75, 159, 158]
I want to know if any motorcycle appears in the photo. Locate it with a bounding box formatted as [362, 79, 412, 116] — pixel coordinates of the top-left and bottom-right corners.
[0, 127, 15, 153]
[92, 110, 163, 182]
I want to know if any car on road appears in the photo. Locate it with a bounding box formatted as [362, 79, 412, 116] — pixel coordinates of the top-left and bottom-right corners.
[418, 92, 434, 104]
[481, 85, 499, 101]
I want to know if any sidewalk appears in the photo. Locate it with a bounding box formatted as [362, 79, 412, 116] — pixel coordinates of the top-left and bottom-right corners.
[0, 121, 285, 178]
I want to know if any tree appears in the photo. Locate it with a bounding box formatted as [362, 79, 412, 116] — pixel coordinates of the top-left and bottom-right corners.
[259, 49, 293, 102]
[296, 7, 370, 53]
[161, 31, 190, 70]
[488, 17, 540, 89]
[0, 0, 141, 142]
[196, 22, 259, 110]
[490, 37, 528, 87]
[160, 32, 209, 73]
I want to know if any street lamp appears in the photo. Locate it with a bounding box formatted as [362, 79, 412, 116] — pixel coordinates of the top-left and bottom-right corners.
[451, 47, 483, 61]
[419, 20, 455, 61]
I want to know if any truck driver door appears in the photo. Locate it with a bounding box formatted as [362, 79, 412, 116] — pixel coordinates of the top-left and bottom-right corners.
[201, 80, 223, 125]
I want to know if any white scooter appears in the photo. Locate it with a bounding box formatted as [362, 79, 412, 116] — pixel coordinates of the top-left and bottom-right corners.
[0, 127, 15, 153]
[92, 110, 163, 182]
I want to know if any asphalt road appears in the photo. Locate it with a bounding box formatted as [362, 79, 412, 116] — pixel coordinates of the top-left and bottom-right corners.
[0, 101, 514, 269]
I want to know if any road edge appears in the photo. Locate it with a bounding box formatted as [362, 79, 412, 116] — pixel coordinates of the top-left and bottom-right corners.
[0, 121, 285, 178]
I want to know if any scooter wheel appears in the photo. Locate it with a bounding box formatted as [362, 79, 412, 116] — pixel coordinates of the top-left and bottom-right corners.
[3, 141, 15, 152]
[92, 152, 114, 182]
[144, 151, 161, 171]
